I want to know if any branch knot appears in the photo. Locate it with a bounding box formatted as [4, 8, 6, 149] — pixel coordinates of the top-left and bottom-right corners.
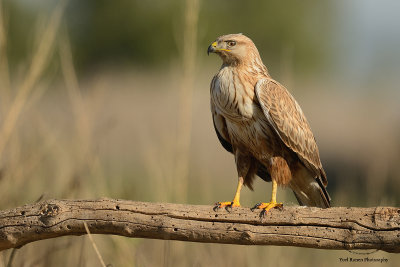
[39, 203, 60, 225]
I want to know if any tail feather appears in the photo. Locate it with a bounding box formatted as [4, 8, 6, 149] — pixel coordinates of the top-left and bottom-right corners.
[290, 167, 331, 208]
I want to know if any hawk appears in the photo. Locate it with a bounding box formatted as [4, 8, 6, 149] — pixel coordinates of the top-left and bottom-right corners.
[208, 33, 331, 214]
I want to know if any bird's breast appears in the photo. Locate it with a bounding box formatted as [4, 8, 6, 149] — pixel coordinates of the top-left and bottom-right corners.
[211, 68, 256, 121]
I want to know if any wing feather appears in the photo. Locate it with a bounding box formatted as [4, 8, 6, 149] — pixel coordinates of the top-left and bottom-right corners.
[211, 101, 232, 153]
[255, 78, 327, 186]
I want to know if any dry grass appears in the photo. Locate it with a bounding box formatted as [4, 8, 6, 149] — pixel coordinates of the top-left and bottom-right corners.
[0, 0, 66, 161]
[0, 1, 400, 266]
[83, 222, 106, 267]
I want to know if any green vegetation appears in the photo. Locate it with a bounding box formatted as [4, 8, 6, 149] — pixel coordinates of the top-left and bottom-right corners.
[5, 0, 335, 75]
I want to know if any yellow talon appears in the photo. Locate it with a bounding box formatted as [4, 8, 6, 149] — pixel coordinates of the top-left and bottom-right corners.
[213, 177, 243, 212]
[216, 200, 241, 208]
[252, 180, 283, 217]
[213, 200, 240, 212]
[251, 201, 283, 213]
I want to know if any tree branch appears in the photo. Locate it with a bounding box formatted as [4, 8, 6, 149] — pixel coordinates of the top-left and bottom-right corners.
[0, 199, 399, 252]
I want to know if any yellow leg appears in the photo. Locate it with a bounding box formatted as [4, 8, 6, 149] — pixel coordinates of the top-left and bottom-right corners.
[271, 179, 278, 203]
[251, 180, 283, 216]
[214, 177, 243, 211]
[232, 176, 243, 205]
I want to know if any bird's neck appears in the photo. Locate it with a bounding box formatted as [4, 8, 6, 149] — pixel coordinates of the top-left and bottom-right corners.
[221, 55, 270, 78]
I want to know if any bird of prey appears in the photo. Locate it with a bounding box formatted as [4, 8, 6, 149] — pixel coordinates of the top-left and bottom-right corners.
[208, 33, 331, 215]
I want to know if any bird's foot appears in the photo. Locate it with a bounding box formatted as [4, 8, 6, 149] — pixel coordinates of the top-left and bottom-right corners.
[251, 201, 283, 218]
[213, 201, 240, 212]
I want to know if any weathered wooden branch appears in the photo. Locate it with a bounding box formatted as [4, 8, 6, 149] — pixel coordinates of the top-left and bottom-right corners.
[0, 199, 399, 252]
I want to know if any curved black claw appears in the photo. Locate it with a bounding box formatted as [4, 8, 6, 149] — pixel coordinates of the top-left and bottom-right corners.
[225, 203, 233, 213]
[213, 203, 220, 212]
[259, 209, 267, 219]
[250, 203, 262, 212]
[213, 202, 234, 212]
[258, 203, 284, 219]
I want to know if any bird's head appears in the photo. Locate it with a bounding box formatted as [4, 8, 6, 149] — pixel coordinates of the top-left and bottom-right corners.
[207, 33, 260, 66]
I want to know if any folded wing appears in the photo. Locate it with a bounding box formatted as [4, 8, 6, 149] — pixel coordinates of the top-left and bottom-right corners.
[255, 78, 330, 206]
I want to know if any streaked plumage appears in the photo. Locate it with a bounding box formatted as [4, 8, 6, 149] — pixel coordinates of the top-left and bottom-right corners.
[208, 33, 330, 212]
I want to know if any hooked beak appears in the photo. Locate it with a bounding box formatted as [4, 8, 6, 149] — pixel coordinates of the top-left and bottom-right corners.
[207, 42, 217, 55]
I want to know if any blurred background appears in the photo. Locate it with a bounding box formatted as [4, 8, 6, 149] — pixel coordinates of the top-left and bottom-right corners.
[1, 0, 400, 266]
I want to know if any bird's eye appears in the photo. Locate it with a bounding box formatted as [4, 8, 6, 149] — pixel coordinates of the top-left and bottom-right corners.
[227, 41, 236, 47]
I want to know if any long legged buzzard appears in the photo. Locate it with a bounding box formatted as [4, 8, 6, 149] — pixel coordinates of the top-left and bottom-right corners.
[208, 33, 331, 215]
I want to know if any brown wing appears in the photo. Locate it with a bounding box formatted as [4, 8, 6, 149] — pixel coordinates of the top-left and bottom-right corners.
[211, 101, 233, 153]
[255, 78, 327, 186]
